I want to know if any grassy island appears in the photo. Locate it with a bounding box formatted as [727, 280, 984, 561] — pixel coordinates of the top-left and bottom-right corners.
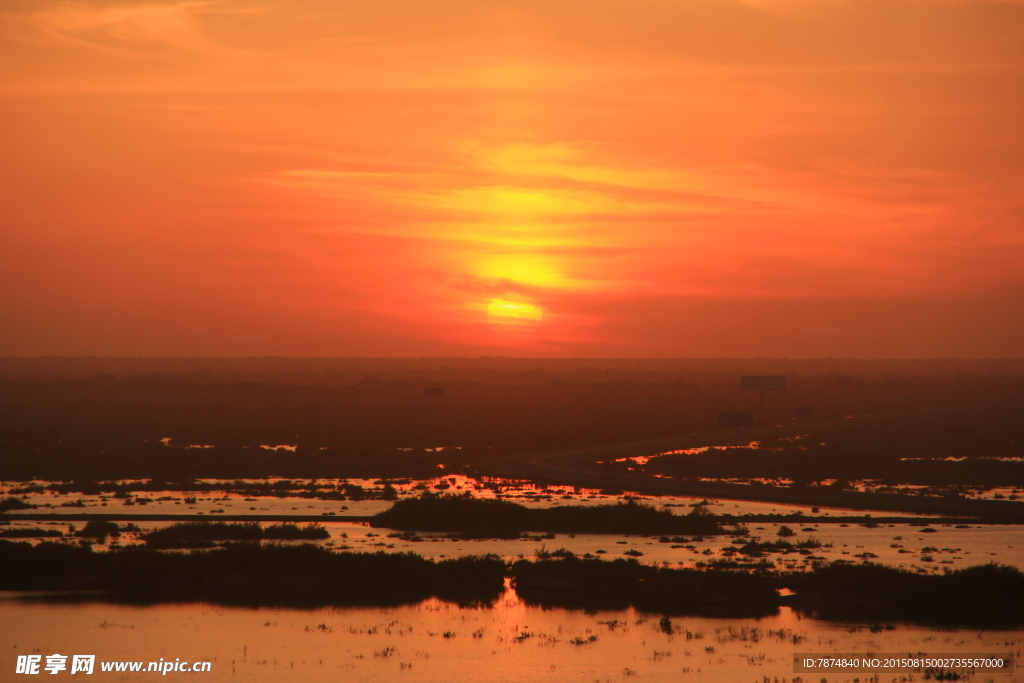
[372, 493, 725, 536]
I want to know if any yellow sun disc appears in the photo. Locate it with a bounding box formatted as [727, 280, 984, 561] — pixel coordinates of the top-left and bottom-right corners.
[486, 298, 543, 325]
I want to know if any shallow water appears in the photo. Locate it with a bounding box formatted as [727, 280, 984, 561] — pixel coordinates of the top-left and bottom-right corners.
[2, 588, 1021, 683]
[6, 476, 1021, 575]
[6, 517, 1023, 574]
[2, 475, 950, 518]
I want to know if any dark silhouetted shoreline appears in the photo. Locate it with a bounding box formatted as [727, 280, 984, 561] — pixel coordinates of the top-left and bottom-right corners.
[0, 541, 506, 608]
[142, 521, 330, 548]
[3, 540, 1023, 625]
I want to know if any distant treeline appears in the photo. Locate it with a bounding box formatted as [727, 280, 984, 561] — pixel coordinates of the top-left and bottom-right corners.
[0, 542, 506, 608]
[5, 357, 1022, 383]
[371, 494, 725, 536]
[2, 540, 1021, 625]
[2, 358, 1021, 481]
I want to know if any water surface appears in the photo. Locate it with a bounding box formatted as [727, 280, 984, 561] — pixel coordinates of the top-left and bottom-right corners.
[3, 588, 1021, 683]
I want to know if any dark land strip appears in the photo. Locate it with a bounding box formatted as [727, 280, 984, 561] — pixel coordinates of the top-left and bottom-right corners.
[4, 509, 1021, 528]
[2, 540, 1023, 626]
[5, 513, 374, 523]
[7, 510, 1020, 529]
[474, 420, 1024, 519]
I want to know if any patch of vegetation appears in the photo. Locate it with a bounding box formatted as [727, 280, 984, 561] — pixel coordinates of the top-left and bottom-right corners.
[263, 523, 331, 540]
[735, 538, 823, 557]
[694, 558, 775, 571]
[511, 556, 778, 617]
[143, 521, 330, 549]
[29, 478, 400, 503]
[0, 497, 35, 512]
[515, 557, 1024, 625]
[784, 562, 1024, 626]
[0, 541, 506, 608]
[535, 546, 575, 560]
[77, 520, 123, 538]
[372, 493, 724, 536]
[1, 537, 1020, 625]
[0, 527, 63, 538]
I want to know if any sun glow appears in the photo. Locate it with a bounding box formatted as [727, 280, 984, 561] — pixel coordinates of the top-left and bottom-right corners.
[486, 298, 544, 325]
[478, 255, 565, 289]
[440, 186, 603, 217]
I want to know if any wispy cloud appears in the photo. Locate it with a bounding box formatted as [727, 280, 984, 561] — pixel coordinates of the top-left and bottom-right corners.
[4, 1, 217, 53]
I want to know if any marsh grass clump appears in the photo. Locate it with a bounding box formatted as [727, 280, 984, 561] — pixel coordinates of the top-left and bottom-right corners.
[77, 520, 123, 539]
[0, 541, 506, 608]
[144, 521, 262, 548]
[372, 493, 724, 536]
[694, 558, 775, 571]
[0, 527, 63, 538]
[373, 494, 524, 534]
[733, 537, 826, 557]
[143, 521, 329, 548]
[784, 562, 1024, 626]
[0, 497, 35, 512]
[569, 635, 598, 645]
[512, 556, 779, 617]
[263, 523, 330, 540]
[535, 546, 575, 560]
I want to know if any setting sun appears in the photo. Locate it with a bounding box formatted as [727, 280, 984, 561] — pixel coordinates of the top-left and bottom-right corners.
[1, 0, 1021, 357]
[486, 298, 544, 326]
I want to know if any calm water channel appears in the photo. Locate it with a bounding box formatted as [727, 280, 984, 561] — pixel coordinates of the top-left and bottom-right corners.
[3, 587, 1022, 683]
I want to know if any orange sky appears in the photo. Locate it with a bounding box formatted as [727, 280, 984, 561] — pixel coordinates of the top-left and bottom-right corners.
[2, 0, 1023, 357]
